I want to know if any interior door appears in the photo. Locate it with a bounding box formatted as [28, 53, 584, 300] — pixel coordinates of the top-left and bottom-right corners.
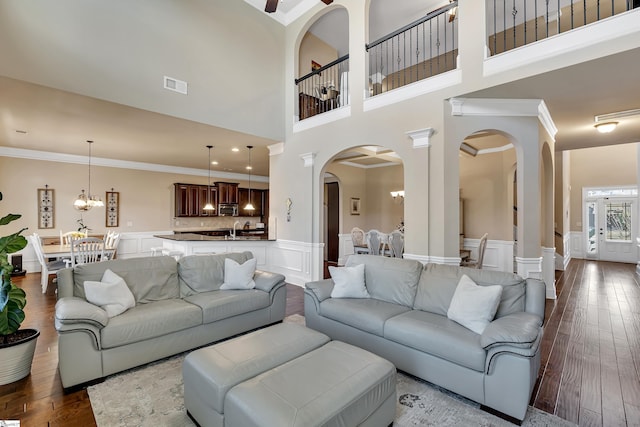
[585, 195, 637, 263]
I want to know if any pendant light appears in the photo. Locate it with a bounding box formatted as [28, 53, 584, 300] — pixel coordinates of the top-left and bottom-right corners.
[244, 145, 255, 211]
[203, 145, 215, 211]
[74, 140, 104, 211]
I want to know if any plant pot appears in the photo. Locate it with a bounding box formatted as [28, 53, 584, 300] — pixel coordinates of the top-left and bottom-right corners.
[0, 329, 40, 385]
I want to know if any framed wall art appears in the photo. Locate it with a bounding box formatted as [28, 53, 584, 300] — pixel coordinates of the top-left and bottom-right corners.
[106, 190, 119, 227]
[37, 186, 55, 229]
[350, 197, 361, 215]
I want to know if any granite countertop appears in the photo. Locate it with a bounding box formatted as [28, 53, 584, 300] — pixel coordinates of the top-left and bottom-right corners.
[154, 233, 270, 241]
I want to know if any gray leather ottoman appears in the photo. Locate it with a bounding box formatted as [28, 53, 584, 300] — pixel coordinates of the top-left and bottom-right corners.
[183, 323, 396, 427]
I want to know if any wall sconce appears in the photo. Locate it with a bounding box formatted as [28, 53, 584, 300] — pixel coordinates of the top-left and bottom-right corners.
[390, 190, 405, 200]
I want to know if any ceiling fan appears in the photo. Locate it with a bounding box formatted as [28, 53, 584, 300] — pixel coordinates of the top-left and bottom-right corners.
[265, 0, 333, 14]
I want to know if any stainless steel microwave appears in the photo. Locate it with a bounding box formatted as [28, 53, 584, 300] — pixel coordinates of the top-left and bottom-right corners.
[218, 204, 238, 216]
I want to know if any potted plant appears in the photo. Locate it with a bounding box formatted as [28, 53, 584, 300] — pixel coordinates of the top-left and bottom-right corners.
[0, 191, 39, 385]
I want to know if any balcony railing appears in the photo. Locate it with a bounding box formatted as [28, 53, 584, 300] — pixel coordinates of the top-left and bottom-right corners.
[365, 1, 458, 97]
[296, 55, 349, 121]
[488, 0, 639, 55]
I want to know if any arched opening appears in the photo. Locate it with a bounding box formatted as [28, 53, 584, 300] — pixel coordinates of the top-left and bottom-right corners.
[296, 7, 349, 120]
[459, 130, 516, 270]
[320, 145, 405, 274]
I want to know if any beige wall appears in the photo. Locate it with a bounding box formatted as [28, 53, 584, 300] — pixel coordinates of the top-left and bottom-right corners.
[298, 32, 338, 78]
[459, 147, 516, 241]
[569, 143, 638, 232]
[0, 157, 268, 236]
[324, 162, 403, 235]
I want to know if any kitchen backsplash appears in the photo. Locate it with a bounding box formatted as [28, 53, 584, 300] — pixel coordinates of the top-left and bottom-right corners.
[173, 216, 263, 231]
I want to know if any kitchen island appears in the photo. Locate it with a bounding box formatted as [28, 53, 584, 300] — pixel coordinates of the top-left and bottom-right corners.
[154, 233, 274, 266]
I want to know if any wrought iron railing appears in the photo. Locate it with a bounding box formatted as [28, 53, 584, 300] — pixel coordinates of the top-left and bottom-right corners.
[488, 0, 639, 55]
[365, 1, 458, 96]
[296, 55, 349, 121]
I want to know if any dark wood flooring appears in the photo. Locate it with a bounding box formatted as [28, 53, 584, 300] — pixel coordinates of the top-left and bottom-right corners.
[1, 259, 639, 426]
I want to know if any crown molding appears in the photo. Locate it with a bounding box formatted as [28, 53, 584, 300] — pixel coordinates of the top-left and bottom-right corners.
[0, 146, 269, 183]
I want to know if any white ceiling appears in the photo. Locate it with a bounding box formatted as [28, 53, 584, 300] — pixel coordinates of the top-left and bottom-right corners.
[1, 1, 639, 180]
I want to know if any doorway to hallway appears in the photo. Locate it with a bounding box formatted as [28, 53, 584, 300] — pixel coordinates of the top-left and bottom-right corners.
[584, 186, 637, 263]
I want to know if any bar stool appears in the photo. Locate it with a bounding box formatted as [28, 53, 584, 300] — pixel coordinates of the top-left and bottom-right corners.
[162, 249, 183, 260]
[150, 247, 164, 256]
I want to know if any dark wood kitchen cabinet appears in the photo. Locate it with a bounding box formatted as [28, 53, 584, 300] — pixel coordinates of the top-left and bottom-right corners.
[215, 182, 239, 204]
[175, 183, 218, 217]
[238, 188, 263, 217]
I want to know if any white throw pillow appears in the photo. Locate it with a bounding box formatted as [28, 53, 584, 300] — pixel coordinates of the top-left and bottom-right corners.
[329, 264, 370, 299]
[447, 274, 502, 334]
[220, 258, 257, 290]
[84, 269, 136, 318]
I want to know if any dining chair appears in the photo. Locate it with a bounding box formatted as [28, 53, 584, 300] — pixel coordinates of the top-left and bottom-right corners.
[70, 237, 105, 267]
[388, 230, 404, 258]
[461, 233, 488, 269]
[59, 230, 78, 246]
[350, 227, 368, 254]
[366, 229, 389, 256]
[30, 234, 69, 293]
[103, 231, 121, 260]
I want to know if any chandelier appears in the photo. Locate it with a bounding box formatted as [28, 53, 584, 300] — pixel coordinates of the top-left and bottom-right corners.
[74, 140, 104, 211]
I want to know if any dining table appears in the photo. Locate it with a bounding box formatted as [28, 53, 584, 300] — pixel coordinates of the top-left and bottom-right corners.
[42, 244, 115, 259]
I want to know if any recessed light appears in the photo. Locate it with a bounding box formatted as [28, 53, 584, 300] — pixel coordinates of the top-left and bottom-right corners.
[231, 147, 239, 152]
[212, 161, 218, 165]
[246, 166, 252, 170]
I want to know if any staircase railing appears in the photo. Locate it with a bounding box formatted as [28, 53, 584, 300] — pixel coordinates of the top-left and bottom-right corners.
[295, 54, 349, 121]
[365, 1, 458, 97]
[488, 0, 639, 55]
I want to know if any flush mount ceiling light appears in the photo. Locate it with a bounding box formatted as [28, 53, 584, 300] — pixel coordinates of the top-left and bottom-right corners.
[203, 145, 215, 211]
[594, 122, 618, 133]
[593, 108, 640, 133]
[244, 146, 255, 211]
[74, 140, 104, 211]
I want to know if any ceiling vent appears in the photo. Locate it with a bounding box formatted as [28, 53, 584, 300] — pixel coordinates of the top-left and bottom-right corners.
[163, 76, 188, 95]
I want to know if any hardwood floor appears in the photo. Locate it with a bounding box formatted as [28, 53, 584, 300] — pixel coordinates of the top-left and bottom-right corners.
[2, 260, 639, 426]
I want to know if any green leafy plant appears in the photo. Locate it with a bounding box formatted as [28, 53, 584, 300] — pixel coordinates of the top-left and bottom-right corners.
[0, 191, 29, 338]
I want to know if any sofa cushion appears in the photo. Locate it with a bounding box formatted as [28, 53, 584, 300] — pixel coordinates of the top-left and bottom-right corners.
[447, 274, 502, 334]
[179, 252, 253, 295]
[100, 299, 202, 348]
[319, 298, 410, 336]
[72, 256, 179, 304]
[83, 269, 136, 317]
[414, 263, 526, 318]
[329, 264, 370, 299]
[384, 310, 486, 372]
[346, 255, 422, 307]
[220, 258, 257, 290]
[184, 289, 270, 324]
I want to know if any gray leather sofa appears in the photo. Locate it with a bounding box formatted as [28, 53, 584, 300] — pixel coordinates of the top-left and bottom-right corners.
[55, 252, 286, 390]
[304, 255, 546, 422]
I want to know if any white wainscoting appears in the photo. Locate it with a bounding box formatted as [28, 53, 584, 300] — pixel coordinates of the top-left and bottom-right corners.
[265, 240, 323, 287]
[463, 238, 515, 272]
[570, 231, 585, 260]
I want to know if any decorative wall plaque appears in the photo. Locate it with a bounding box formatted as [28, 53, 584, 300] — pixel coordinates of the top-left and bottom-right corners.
[106, 190, 119, 227]
[37, 186, 55, 229]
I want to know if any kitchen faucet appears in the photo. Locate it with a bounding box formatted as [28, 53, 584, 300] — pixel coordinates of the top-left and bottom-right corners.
[230, 221, 241, 240]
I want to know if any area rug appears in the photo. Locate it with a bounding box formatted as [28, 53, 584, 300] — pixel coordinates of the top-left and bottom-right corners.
[88, 315, 574, 426]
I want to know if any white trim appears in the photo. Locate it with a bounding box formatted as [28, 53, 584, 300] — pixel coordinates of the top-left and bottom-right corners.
[449, 98, 557, 140]
[268, 142, 285, 156]
[542, 247, 557, 299]
[293, 106, 351, 133]
[477, 143, 513, 155]
[516, 257, 543, 280]
[402, 253, 430, 264]
[406, 128, 435, 149]
[570, 231, 585, 260]
[338, 160, 398, 169]
[363, 70, 462, 112]
[463, 238, 515, 272]
[300, 152, 316, 167]
[0, 147, 269, 183]
[484, 10, 640, 77]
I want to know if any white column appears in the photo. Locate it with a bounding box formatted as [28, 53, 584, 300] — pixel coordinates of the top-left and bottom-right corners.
[542, 247, 557, 299]
[516, 257, 543, 280]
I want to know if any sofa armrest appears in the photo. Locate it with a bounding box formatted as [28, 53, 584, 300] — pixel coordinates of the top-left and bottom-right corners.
[254, 270, 286, 292]
[55, 297, 109, 329]
[56, 268, 75, 299]
[525, 278, 546, 323]
[481, 312, 542, 350]
[305, 279, 334, 302]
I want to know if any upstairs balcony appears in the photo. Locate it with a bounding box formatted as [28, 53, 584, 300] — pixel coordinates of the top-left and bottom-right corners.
[295, 0, 638, 122]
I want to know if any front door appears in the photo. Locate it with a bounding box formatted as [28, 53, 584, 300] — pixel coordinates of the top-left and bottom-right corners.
[584, 187, 637, 263]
